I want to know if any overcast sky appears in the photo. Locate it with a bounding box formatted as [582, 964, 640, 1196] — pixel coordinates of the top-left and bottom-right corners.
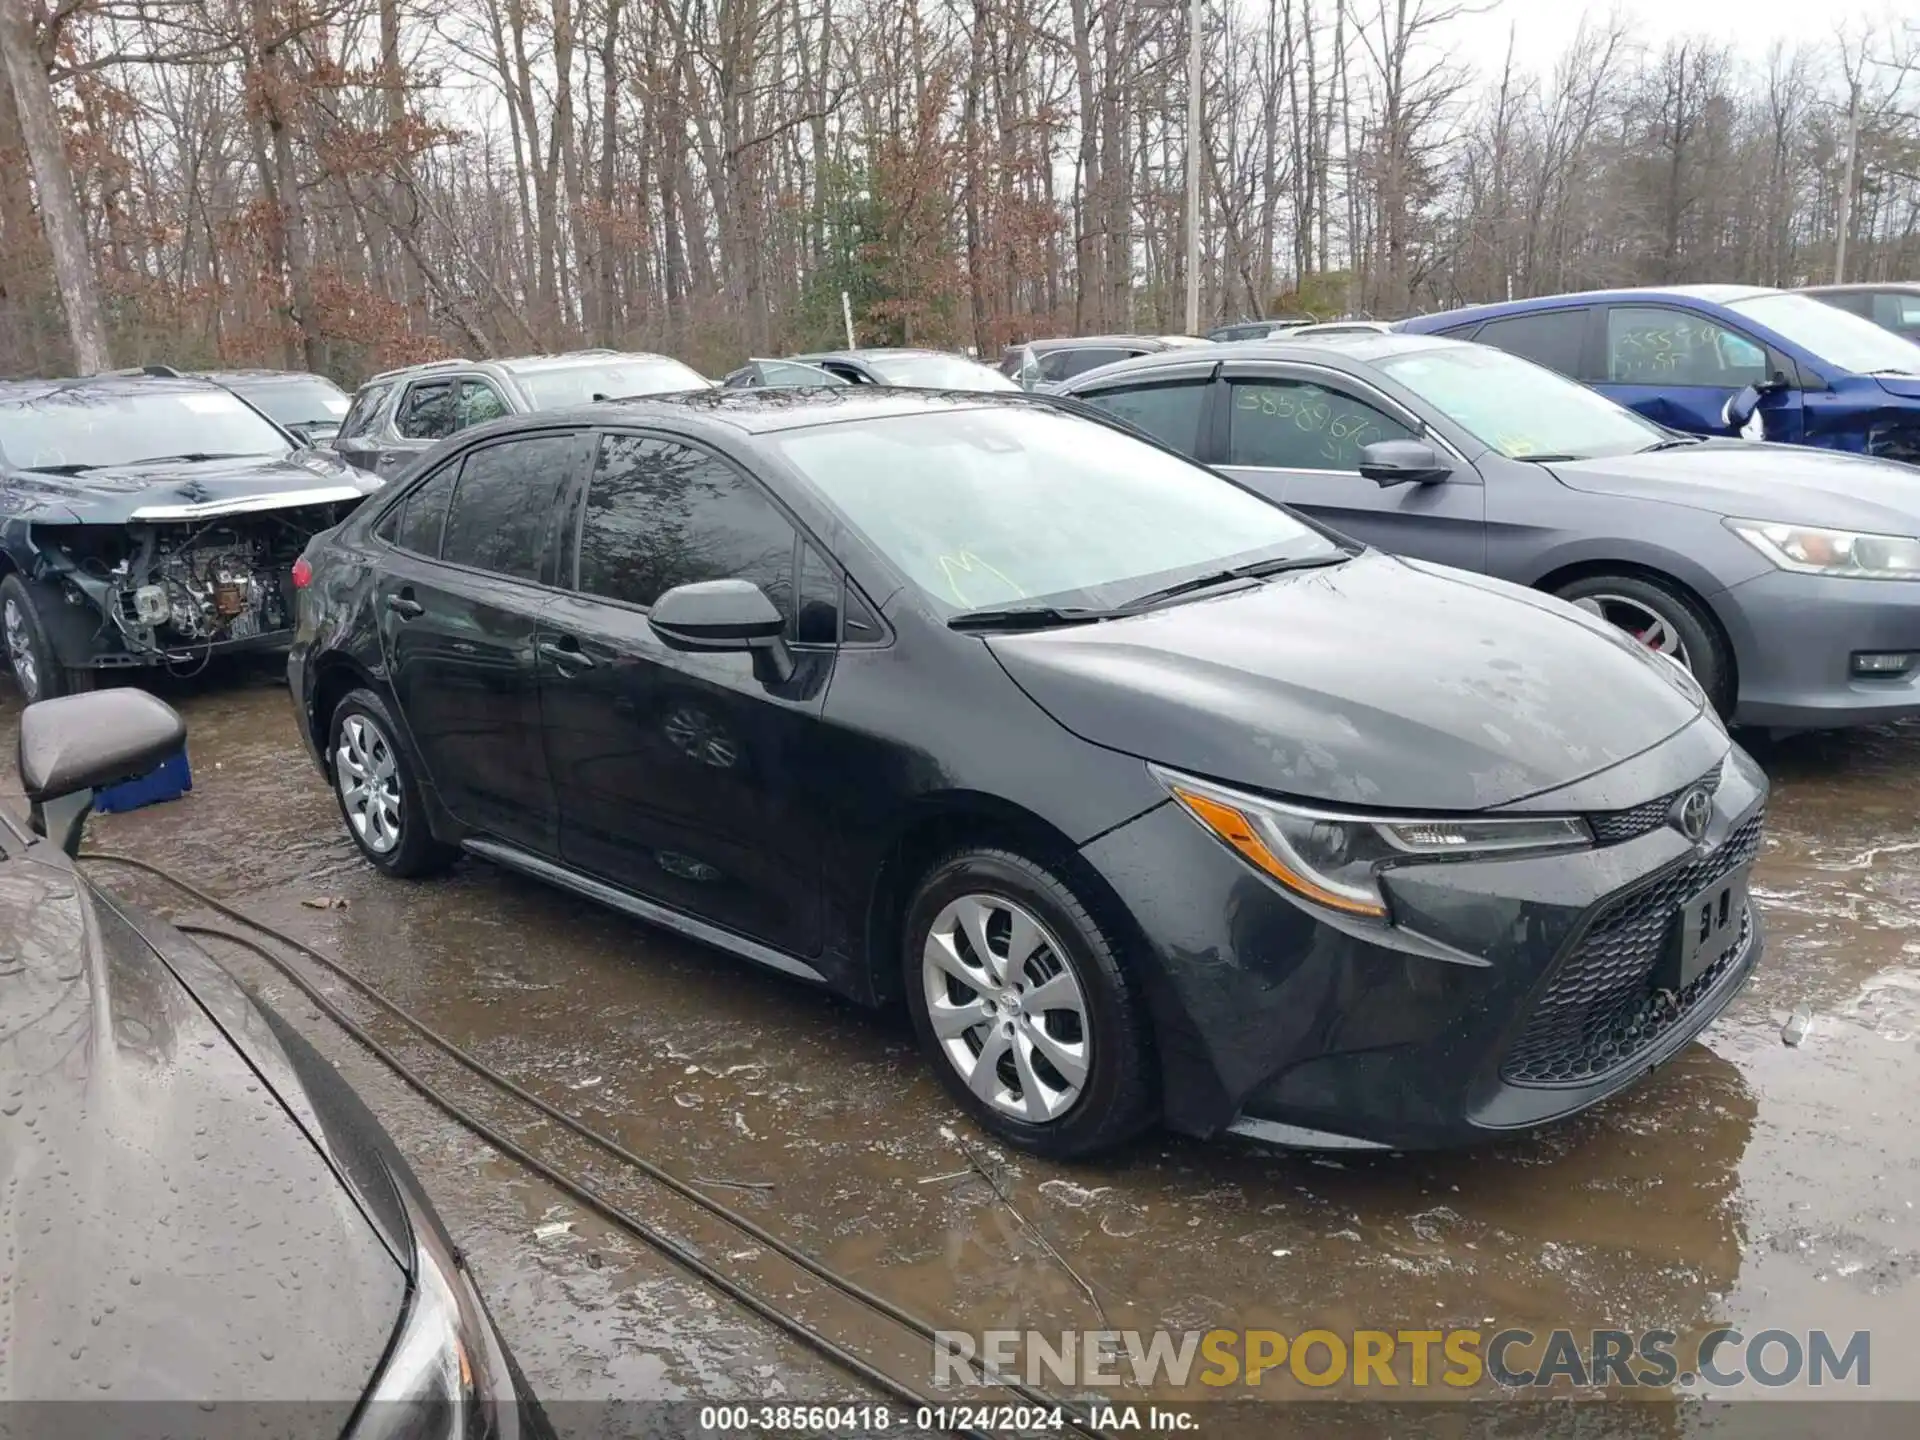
[1453, 0, 1904, 75]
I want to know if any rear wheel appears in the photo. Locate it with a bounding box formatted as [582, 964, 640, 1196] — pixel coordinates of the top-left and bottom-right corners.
[1, 575, 93, 703]
[327, 687, 457, 877]
[1554, 572, 1733, 716]
[903, 848, 1155, 1158]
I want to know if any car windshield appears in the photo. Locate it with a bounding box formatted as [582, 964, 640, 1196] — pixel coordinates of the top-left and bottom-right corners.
[862, 353, 1020, 391]
[1725, 292, 1920, 376]
[0, 388, 293, 470]
[230, 376, 350, 428]
[754, 360, 848, 388]
[768, 406, 1342, 614]
[516, 357, 711, 409]
[1377, 344, 1664, 460]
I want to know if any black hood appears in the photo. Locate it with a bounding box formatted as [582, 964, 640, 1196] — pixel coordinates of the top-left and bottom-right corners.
[1546, 440, 1920, 531]
[986, 551, 1704, 810]
[13, 449, 377, 525]
[0, 845, 405, 1405]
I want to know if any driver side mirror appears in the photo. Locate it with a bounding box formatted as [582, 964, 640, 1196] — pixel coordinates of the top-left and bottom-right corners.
[1358, 439, 1453, 488]
[649, 579, 795, 684]
[1723, 383, 1763, 432]
[19, 690, 187, 856]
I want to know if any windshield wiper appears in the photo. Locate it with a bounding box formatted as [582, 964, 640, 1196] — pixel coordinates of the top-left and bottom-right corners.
[22, 462, 100, 475]
[1867, 368, 1920, 379]
[1638, 436, 1704, 452]
[947, 604, 1109, 632]
[1117, 552, 1349, 614]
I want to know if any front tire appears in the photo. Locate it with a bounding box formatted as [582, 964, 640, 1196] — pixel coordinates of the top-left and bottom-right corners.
[903, 848, 1155, 1158]
[2, 575, 93, 703]
[327, 686, 457, 878]
[1554, 572, 1733, 716]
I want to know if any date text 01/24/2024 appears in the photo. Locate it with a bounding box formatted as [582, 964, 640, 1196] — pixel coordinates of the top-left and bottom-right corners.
[697, 1405, 1199, 1432]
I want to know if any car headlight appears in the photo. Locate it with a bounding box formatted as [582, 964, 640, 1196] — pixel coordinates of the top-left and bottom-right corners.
[1725, 518, 1920, 579]
[351, 1186, 519, 1440]
[1153, 766, 1591, 920]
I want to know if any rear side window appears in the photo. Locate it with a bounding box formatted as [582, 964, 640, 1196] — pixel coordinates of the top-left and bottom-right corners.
[1044, 347, 1133, 382]
[576, 433, 799, 619]
[339, 381, 393, 440]
[1472, 310, 1588, 377]
[440, 434, 575, 580]
[1605, 307, 1770, 387]
[1226, 379, 1417, 470]
[398, 380, 456, 440]
[1081, 381, 1208, 455]
[1872, 292, 1920, 336]
[393, 465, 456, 556]
[457, 379, 511, 429]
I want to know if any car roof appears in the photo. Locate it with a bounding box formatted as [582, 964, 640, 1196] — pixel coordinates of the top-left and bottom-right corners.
[577, 384, 1038, 435]
[367, 349, 682, 384]
[790, 348, 955, 362]
[1407, 284, 1780, 330]
[0, 372, 232, 406]
[1799, 282, 1920, 295]
[1060, 331, 1458, 385]
[1010, 335, 1174, 353]
[199, 369, 342, 386]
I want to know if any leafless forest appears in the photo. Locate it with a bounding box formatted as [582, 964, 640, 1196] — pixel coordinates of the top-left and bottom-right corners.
[0, 0, 1917, 381]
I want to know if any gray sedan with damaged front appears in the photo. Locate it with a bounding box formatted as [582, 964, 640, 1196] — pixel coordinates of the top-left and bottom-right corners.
[1063, 334, 1920, 730]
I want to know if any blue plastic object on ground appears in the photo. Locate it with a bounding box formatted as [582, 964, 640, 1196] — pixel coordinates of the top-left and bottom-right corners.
[93, 748, 193, 813]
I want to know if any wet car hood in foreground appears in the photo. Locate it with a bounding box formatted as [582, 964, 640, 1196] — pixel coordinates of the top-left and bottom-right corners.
[986, 550, 1703, 810]
[8, 449, 376, 524]
[0, 844, 404, 1405]
[1545, 439, 1920, 531]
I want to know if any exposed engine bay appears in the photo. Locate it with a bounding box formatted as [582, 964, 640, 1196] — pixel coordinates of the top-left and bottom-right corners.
[27, 504, 347, 662]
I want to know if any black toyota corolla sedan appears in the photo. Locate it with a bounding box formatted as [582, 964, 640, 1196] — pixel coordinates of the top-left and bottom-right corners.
[289, 389, 1766, 1157]
[5, 689, 546, 1431]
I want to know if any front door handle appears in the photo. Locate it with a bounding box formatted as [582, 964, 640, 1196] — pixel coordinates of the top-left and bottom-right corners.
[386, 593, 425, 619]
[538, 640, 595, 672]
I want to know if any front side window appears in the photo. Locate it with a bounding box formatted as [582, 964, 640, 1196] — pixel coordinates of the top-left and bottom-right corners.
[1869, 292, 1920, 339]
[576, 433, 797, 618]
[1226, 379, 1417, 470]
[1606, 307, 1769, 387]
[1082, 381, 1209, 454]
[769, 406, 1341, 615]
[1379, 344, 1664, 460]
[439, 434, 574, 580]
[398, 380, 457, 440]
[0, 387, 291, 471]
[457, 379, 511, 429]
[338, 381, 393, 441]
[1473, 309, 1589, 377]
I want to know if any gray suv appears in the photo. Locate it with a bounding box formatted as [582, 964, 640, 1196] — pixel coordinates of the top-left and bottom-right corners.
[334, 349, 710, 479]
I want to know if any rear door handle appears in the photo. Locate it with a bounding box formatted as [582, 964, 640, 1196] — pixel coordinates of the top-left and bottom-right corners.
[538, 640, 595, 672]
[386, 594, 425, 619]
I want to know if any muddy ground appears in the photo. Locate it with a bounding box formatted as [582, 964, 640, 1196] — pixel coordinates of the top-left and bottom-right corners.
[8, 661, 1917, 1430]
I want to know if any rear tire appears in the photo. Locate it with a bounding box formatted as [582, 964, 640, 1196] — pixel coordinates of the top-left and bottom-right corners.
[1554, 572, 1733, 716]
[903, 847, 1156, 1158]
[327, 686, 457, 878]
[1, 575, 93, 703]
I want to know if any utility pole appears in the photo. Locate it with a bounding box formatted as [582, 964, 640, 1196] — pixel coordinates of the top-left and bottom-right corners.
[1834, 80, 1860, 285]
[1184, 0, 1202, 334]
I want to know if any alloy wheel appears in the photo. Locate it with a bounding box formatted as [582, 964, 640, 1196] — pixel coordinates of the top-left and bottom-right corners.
[921, 893, 1090, 1123]
[1571, 593, 1692, 669]
[4, 597, 39, 702]
[336, 713, 403, 854]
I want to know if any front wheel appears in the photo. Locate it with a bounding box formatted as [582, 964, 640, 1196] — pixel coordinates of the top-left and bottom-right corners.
[903, 848, 1155, 1158]
[327, 687, 457, 878]
[1554, 573, 1733, 716]
[1, 575, 92, 703]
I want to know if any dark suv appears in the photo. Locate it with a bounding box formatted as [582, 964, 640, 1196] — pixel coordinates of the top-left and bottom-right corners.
[334, 350, 711, 480]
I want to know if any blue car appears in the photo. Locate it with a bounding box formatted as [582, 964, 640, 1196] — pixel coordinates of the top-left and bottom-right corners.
[1399, 285, 1920, 465]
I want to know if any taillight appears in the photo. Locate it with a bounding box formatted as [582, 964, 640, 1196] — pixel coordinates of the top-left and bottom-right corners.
[291, 557, 313, 589]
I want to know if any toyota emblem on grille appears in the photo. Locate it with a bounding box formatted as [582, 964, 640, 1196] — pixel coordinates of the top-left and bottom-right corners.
[1672, 786, 1712, 843]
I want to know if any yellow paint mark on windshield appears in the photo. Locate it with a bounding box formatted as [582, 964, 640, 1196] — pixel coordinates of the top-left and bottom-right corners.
[939, 550, 1026, 607]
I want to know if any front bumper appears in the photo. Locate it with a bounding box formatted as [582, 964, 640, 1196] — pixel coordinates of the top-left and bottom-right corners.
[1719, 568, 1920, 729]
[1081, 743, 1768, 1150]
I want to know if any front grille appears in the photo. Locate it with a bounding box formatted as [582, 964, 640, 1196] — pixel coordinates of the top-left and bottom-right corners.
[1502, 808, 1764, 1087]
[1585, 763, 1723, 846]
